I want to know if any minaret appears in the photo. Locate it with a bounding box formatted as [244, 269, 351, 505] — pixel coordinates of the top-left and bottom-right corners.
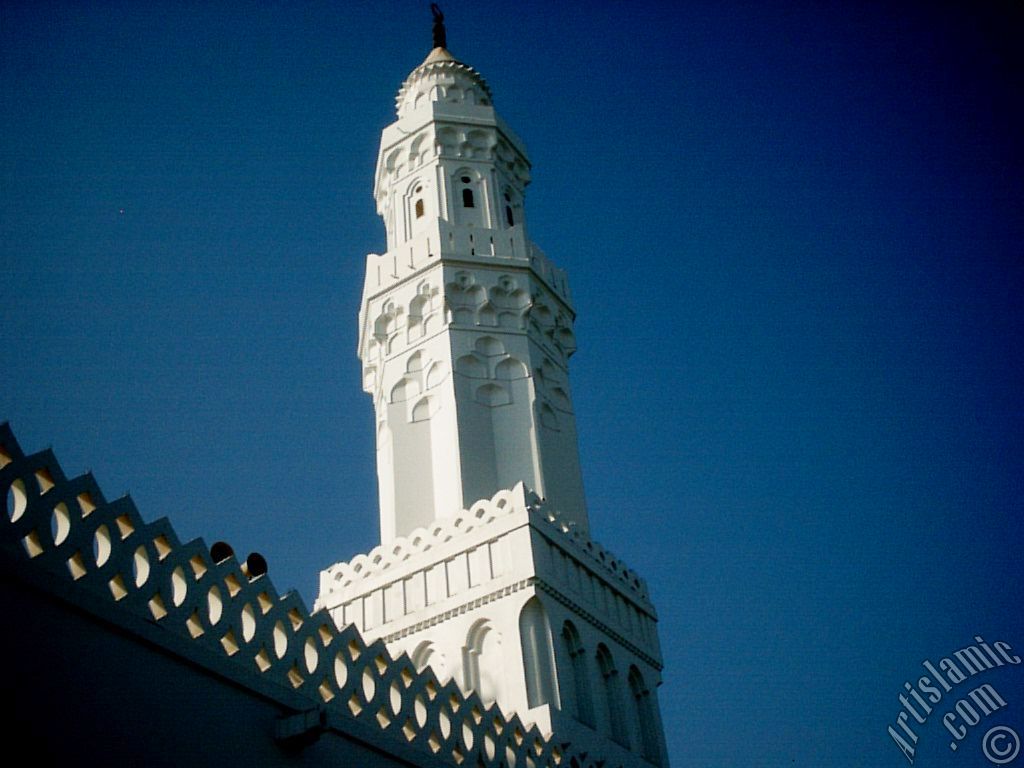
[359, 7, 587, 545]
[319, 11, 668, 767]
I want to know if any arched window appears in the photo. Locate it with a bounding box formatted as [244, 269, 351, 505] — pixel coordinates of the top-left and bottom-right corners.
[452, 171, 483, 226]
[503, 191, 515, 226]
[413, 184, 425, 219]
[562, 622, 594, 726]
[596, 644, 629, 746]
[519, 598, 559, 709]
[629, 666, 661, 764]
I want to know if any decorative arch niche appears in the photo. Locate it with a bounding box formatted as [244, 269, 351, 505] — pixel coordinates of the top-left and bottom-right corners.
[463, 619, 502, 704]
[411, 640, 450, 682]
[519, 597, 559, 709]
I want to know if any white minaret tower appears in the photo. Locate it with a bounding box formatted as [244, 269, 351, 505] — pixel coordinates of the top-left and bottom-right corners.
[319, 10, 668, 767]
[359, 33, 587, 545]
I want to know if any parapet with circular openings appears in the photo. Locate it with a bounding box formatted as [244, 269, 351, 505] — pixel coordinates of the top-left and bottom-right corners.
[0, 422, 620, 768]
[319, 481, 650, 606]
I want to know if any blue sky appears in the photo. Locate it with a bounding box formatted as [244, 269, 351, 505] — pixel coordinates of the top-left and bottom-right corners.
[2, 2, 1022, 766]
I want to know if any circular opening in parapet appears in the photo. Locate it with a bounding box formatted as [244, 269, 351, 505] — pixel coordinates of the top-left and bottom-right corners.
[210, 541, 234, 563]
[246, 552, 268, 579]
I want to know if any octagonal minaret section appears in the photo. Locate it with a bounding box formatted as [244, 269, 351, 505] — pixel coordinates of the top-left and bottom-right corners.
[360, 44, 588, 544]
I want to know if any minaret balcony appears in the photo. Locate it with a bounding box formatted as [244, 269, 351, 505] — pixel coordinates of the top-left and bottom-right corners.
[361, 219, 571, 308]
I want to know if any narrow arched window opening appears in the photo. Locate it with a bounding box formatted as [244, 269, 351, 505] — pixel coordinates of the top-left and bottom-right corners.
[415, 198, 425, 218]
[629, 666, 661, 764]
[462, 188, 475, 208]
[597, 644, 629, 747]
[562, 622, 594, 726]
[505, 205, 514, 226]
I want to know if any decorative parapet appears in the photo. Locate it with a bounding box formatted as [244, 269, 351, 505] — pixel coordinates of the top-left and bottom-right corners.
[534, 507, 651, 605]
[320, 484, 534, 594]
[0, 423, 621, 768]
[318, 482, 651, 609]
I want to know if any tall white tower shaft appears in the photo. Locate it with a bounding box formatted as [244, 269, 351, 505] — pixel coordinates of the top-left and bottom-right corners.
[360, 45, 588, 543]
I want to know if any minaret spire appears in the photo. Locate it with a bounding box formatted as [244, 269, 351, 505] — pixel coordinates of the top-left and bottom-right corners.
[430, 3, 447, 49]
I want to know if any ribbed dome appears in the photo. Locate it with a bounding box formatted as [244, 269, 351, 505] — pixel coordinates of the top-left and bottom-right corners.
[395, 47, 493, 117]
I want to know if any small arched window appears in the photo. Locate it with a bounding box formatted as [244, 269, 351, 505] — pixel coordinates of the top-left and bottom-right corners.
[413, 185, 424, 219]
[629, 666, 661, 764]
[596, 644, 629, 747]
[562, 622, 594, 726]
[462, 188, 475, 208]
[503, 191, 514, 226]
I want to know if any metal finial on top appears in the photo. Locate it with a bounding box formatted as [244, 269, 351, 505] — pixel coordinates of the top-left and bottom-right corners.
[430, 3, 447, 49]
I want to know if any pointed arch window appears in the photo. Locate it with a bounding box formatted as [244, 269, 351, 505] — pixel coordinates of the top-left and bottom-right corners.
[562, 621, 594, 726]
[596, 644, 629, 747]
[629, 665, 661, 764]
